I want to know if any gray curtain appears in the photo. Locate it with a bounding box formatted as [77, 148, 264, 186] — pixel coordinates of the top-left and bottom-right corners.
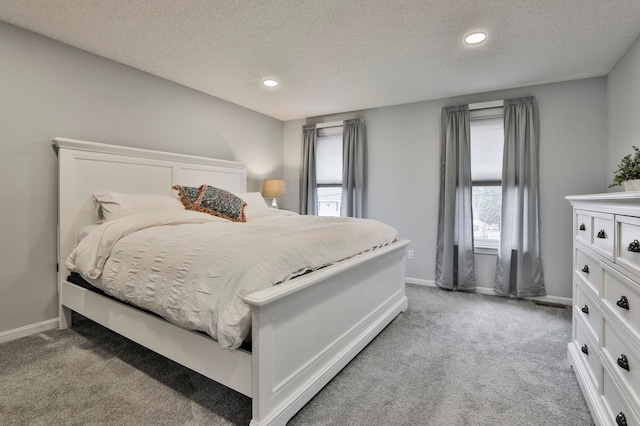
[494, 97, 545, 297]
[300, 124, 318, 215]
[435, 105, 476, 291]
[341, 118, 365, 218]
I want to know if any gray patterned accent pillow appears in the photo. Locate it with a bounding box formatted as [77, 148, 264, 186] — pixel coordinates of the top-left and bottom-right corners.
[172, 185, 200, 210]
[192, 184, 246, 222]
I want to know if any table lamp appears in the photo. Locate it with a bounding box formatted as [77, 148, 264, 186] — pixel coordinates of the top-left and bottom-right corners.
[262, 179, 286, 209]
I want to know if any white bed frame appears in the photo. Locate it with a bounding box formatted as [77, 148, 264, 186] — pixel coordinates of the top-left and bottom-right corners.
[55, 137, 409, 425]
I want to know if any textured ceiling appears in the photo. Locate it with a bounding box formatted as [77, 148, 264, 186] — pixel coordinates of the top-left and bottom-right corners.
[1, 1, 640, 121]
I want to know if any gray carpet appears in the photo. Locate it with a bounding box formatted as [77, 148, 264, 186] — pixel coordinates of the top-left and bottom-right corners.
[0, 285, 593, 425]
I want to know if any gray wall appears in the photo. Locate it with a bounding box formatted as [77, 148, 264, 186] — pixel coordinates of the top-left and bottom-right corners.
[0, 22, 283, 335]
[7, 20, 639, 334]
[283, 78, 608, 301]
[607, 35, 640, 187]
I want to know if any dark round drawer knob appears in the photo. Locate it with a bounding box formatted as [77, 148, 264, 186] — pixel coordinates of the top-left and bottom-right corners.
[597, 229, 606, 239]
[617, 354, 629, 371]
[581, 344, 588, 355]
[581, 305, 589, 315]
[628, 240, 640, 252]
[617, 295, 630, 310]
[616, 412, 627, 426]
[579, 224, 586, 231]
[582, 265, 589, 273]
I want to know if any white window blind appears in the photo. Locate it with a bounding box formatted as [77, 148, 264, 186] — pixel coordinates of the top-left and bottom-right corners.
[316, 128, 343, 185]
[470, 109, 504, 185]
[470, 106, 504, 246]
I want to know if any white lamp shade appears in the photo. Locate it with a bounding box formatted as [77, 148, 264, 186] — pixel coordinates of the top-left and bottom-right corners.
[262, 179, 286, 199]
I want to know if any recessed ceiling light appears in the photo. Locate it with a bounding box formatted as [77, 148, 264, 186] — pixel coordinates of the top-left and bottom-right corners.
[464, 32, 487, 45]
[263, 79, 279, 87]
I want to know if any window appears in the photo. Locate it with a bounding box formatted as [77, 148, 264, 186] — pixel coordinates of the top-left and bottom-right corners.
[316, 125, 343, 217]
[470, 103, 504, 249]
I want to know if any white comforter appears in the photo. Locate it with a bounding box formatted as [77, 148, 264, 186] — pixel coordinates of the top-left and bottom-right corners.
[66, 209, 398, 349]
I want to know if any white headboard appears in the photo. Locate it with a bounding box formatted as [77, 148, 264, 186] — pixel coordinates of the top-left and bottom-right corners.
[54, 137, 247, 286]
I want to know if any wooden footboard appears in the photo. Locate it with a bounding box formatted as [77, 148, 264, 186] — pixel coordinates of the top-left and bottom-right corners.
[246, 239, 409, 425]
[59, 239, 408, 425]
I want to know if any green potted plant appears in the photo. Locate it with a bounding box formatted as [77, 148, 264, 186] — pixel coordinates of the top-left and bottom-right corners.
[610, 146, 640, 190]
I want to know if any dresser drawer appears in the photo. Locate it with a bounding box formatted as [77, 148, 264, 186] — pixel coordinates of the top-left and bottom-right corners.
[576, 210, 592, 246]
[593, 213, 615, 261]
[604, 322, 640, 405]
[603, 370, 639, 426]
[576, 210, 615, 260]
[603, 265, 640, 334]
[576, 246, 603, 296]
[617, 215, 640, 280]
[576, 281, 603, 344]
[575, 316, 602, 389]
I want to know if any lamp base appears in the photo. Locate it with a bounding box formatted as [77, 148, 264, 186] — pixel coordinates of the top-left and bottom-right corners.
[271, 198, 279, 209]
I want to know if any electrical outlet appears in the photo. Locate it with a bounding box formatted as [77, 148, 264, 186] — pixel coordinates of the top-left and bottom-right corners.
[408, 249, 414, 260]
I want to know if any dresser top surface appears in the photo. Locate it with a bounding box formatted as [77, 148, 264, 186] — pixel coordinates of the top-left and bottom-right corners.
[567, 192, 640, 210]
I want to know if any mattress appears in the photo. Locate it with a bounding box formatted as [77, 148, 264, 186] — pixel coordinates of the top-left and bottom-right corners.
[66, 209, 398, 349]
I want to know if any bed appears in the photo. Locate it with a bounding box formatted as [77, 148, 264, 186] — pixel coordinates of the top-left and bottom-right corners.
[54, 137, 409, 425]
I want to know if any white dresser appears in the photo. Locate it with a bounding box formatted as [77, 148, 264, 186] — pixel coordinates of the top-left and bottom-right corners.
[567, 193, 640, 426]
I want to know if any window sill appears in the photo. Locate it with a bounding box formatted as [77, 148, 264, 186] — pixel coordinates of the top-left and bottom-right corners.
[474, 246, 498, 255]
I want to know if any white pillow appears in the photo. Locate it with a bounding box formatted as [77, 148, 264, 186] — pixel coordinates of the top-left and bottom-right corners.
[235, 192, 270, 210]
[233, 192, 270, 220]
[94, 192, 184, 221]
[78, 224, 100, 241]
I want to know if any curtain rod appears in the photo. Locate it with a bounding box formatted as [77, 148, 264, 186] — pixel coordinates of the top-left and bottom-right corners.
[315, 120, 344, 129]
[469, 100, 504, 111]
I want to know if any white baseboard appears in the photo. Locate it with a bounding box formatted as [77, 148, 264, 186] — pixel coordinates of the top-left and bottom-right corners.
[405, 277, 572, 306]
[0, 318, 59, 344]
[405, 277, 436, 287]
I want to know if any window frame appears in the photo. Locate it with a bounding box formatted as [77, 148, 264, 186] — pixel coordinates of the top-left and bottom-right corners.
[469, 101, 504, 253]
[315, 122, 344, 217]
